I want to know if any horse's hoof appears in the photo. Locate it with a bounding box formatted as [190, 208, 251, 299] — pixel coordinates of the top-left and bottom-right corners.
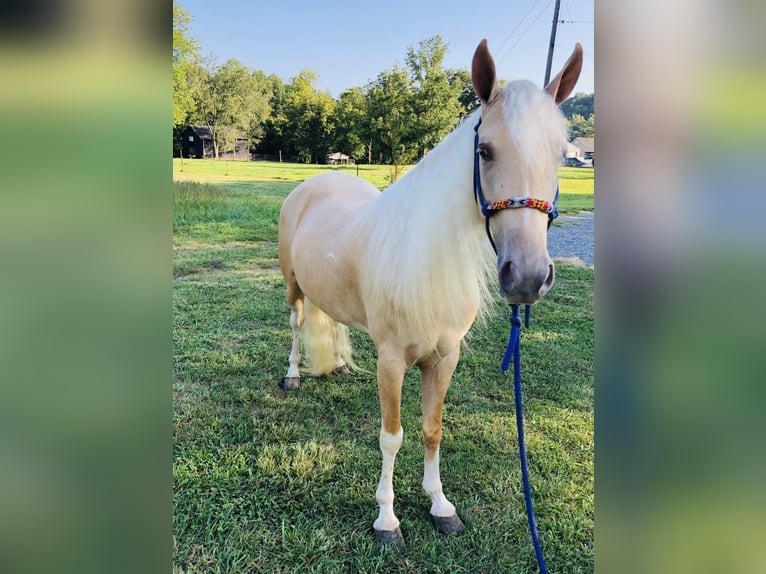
[374, 527, 405, 549]
[280, 377, 301, 391]
[333, 365, 351, 376]
[431, 513, 465, 534]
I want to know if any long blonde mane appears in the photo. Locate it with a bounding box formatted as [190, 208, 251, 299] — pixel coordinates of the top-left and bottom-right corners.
[358, 114, 491, 341]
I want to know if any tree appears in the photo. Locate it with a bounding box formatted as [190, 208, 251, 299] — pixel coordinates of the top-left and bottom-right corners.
[189, 59, 272, 158]
[450, 68, 480, 118]
[172, 2, 200, 128]
[366, 65, 417, 171]
[280, 70, 337, 163]
[560, 92, 594, 140]
[258, 75, 289, 158]
[247, 70, 275, 150]
[560, 92, 594, 120]
[566, 113, 595, 139]
[405, 36, 464, 156]
[332, 87, 368, 162]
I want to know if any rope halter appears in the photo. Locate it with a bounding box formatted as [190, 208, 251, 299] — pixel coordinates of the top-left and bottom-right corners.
[473, 118, 559, 253]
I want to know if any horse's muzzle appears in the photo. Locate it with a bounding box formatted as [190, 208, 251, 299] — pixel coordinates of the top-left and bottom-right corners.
[498, 259, 555, 304]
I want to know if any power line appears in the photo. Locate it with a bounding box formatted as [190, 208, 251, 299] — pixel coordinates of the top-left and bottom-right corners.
[496, 0, 546, 54]
[496, 0, 554, 65]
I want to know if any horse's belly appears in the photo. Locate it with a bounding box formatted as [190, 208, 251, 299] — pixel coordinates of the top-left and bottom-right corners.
[286, 173, 377, 331]
[291, 238, 369, 332]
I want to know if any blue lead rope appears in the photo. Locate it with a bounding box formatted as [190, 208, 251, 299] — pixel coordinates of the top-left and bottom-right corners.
[474, 113, 555, 572]
[502, 304, 549, 574]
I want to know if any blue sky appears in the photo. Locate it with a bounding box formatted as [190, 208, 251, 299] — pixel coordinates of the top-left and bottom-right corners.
[179, 0, 593, 98]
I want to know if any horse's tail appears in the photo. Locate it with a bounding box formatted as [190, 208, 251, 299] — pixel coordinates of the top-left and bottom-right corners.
[302, 298, 356, 376]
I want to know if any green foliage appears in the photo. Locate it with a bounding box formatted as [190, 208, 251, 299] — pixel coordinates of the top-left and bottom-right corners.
[333, 87, 368, 161]
[172, 2, 200, 127]
[560, 92, 594, 120]
[258, 75, 289, 157]
[567, 113, 595, 139]
[451, 68, 480, 116]
[189, 59, 273, 157]
[367, 65, 417, 167]
[283, 70, 337, 163]
[258, 71, 338, 164]
[407, 36, 465, 154]
[173, 172, 593, 572]
[174, 29, 594, 166]
[561, 93, 594, 140]
[177, 35, 482, 166]
[361, 35, 469, 173]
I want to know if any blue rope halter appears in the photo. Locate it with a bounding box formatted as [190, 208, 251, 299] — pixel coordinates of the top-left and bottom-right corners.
[474, 117, 555, 573]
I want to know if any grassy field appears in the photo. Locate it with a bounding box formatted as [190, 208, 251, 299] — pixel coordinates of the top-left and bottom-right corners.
[173, 165, 594, 572]
[172, 158, 594, 215]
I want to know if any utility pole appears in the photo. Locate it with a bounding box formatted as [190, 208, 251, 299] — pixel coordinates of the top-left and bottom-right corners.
[543, 0, 562, 87]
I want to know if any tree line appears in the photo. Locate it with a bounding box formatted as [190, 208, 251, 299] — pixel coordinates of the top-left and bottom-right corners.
[560, 93, 594, 139]
[173, 3, 593, 165]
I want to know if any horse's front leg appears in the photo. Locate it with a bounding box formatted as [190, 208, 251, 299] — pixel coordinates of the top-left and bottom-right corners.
[420, 346, 465, 534]
[373, 347, 406, 548]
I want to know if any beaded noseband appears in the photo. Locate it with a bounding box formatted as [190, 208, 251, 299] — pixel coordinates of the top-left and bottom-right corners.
[473, 118, 559, 253]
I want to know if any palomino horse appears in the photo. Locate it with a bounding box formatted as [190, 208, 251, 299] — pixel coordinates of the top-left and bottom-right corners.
[278, 39, 582, 547]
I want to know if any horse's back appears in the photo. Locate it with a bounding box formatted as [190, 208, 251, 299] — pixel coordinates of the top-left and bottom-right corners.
[280, 172, 379, 233]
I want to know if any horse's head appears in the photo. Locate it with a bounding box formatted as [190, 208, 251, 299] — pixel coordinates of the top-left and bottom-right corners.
[471, 39, 583, 305]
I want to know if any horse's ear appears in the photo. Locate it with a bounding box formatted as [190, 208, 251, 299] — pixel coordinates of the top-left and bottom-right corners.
[545, 43, 583, 105]
[472, 39, 498, 105]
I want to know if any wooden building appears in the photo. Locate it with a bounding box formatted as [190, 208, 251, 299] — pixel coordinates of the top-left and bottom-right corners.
[326, 152, 353, 165]
[180, 125, 250, 160]
[181, 125, 214, 159]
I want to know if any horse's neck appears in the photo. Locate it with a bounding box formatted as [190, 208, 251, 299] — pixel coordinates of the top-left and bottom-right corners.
[373, 117, 481, 251]
[360, 117, 491, 336]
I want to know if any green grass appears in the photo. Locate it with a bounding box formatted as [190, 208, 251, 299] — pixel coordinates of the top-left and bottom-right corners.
[557, 167, 594, 214]
[173, 172, 593, 572]
[173, 158, 402, 190]
[173, 159, 594, 215]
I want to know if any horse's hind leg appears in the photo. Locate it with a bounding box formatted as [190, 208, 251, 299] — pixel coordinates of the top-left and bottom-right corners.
[420, 346, 465, 534]
[282, 279, 304, 391]
[332, 324, 352, 375]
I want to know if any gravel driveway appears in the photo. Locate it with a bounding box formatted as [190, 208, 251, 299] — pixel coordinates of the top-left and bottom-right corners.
[547, 211, 594, 267]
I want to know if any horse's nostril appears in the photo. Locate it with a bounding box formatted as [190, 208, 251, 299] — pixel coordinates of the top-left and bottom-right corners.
[498, 261, 513, 292]
[542, 263, 554, 291]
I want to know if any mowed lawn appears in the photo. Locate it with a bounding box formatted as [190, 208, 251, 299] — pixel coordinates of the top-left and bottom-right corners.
[172, 158, 594, 215]
[173, 162, 594, 573]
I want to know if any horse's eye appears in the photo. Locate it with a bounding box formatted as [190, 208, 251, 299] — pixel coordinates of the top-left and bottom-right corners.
[477, 145, 492, 161]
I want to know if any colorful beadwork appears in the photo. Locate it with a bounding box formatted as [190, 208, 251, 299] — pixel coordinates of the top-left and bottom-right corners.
[485, 197, 554, 214]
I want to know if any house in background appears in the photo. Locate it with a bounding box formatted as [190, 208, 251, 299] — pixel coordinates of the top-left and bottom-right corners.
[181, 125, 214, 159]
[565, 137, 594, 163]
[180, 125, 250, 160]
[326, 152, 353, 165]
